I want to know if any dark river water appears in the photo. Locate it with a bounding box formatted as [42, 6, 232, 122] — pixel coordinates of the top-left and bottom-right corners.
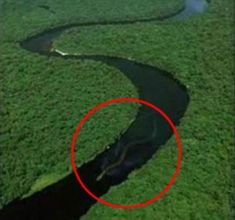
[0, 0, 208, 219]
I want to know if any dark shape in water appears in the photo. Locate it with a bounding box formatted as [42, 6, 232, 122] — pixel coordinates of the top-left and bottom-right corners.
[79, 55, 188, 184]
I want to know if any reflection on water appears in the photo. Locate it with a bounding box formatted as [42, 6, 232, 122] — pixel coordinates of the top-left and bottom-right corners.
[176, 0, 208, 19]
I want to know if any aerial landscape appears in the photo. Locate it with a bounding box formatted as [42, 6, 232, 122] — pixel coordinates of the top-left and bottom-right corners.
[0, 0, 234, 219]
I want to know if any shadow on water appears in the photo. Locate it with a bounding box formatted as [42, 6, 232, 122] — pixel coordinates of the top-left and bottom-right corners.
[0, 0, 209, 219]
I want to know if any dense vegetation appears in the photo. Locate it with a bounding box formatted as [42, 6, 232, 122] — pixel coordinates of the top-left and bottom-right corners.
[0, 44, 140, 203]
[1, 0, 183, 41]
[0, 0, 234, 220]
[54, 1, 234, 220]
[0, 0, 185, 209]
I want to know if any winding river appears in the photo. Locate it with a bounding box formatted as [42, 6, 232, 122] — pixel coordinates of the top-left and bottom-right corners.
[0, 0, 208, 219]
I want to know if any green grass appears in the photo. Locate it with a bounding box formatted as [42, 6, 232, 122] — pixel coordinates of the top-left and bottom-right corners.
[0, 0, 185, 208]
[53, 1, 234, 219]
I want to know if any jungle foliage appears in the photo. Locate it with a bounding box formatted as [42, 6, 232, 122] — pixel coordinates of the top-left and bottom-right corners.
[0, 0, 185, 208]
[0, 0, 234, 220]
[54, 0, 234, 219]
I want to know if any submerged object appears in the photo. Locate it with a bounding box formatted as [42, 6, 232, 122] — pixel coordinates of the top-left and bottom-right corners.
[97, 115, 158, 182]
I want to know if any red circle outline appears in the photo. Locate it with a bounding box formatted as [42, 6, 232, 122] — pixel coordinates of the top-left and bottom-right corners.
[71, 97, 182, 209]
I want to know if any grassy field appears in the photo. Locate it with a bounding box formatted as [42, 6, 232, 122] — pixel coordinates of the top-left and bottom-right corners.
[54, 1, 234, 220]
[0, 0, 185, 209]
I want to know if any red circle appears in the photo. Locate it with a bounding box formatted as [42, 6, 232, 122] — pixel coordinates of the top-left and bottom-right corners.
[71, 97, 182, 209]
